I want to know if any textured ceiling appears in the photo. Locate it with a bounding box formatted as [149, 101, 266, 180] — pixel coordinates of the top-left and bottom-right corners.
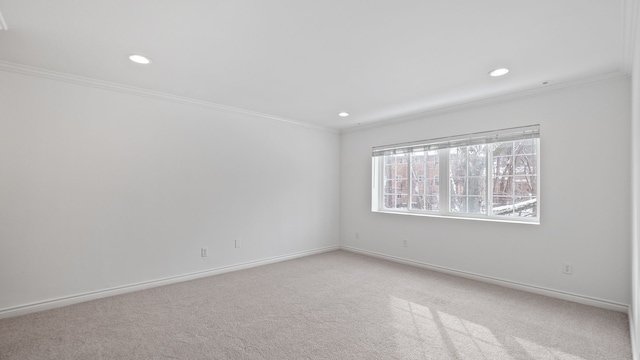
[0, 0, 629, 129]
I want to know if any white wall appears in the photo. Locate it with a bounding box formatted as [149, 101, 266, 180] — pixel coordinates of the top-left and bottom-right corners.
[341, 77, 632, 307]
[0, 70, 340, 314]
[0, 66, 632, 321]
[632, 68, 640, 359]
[631, 17, 640, 359]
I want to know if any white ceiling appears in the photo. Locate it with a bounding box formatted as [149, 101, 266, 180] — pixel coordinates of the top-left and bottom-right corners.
[0, 1, 630, 130]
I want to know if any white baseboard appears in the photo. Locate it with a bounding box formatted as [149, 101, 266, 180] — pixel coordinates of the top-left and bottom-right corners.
[341, 245, 630, 313]
[0, 245, 339, 319]
[631, 307, 639, 360]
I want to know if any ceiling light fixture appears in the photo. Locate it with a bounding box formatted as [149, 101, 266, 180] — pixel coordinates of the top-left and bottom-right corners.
[489, 68, 509, 77]
[128, 54, 152, 65]
[338, 112, 350, 117]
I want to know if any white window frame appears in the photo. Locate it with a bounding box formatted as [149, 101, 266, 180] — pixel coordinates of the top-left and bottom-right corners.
[371, 125, 540, 224]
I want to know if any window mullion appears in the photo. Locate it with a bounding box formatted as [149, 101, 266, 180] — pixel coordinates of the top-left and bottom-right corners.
[373, 125, 539, 223]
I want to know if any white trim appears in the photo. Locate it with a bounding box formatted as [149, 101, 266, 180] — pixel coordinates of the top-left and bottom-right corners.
[373, 134, 540, 225]
[0, 245, 340, 319]
[371, 125, 539, 155]
[631, 307, 640, 360]
[0, 61, 625, 135]
[0, 60, 337, 134]
[341, 245, 630, 313]
[341, 71, 629, 133]
[372, 209, 540, 225]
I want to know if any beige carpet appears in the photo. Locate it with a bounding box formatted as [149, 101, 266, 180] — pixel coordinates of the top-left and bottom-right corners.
[0, 250, 632, 359]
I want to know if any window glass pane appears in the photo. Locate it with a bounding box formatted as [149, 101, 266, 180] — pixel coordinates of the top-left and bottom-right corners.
[383, 195, 395, 209]
[384, 156, 396, 165]
[397, 179, 408, 192]
[382, 153, 409, 210]
[450, 146, 487, 214]
[467, 145, 487, 176]
[492, 142, 513, 156]
[410, 150, 439, 211]
[410, 195, 421, 209]
[450, 196, 485, 214]
[383, 194, 409, 209]
[493, 156, 513, 175]
[514, 176, 535, 197]
[450, 196, 466, 212]
[513, 139, 536, 155]
[493, 176, 512, 196]
[493, 197, 538, 217]
[490, 138, 538, 219]
[514, 155, 536, 176]
[451, 177, 467, 195]
[374, 128, 539, 222]
[427, 177, 439, 192]
[492, 196, 514, 216]
[424, 196, 439, 211]
[468, 196, 484, 213]
[384, 165, 394, 179]
[410, 195, 440, 211]
[426, 153, 439, 176]
[467, 177, 485, 196]
[514, 197, 537, 217]
[396, 194, 409, 209]
[384, 180, 394, 194]
[449, 147, 467, 177]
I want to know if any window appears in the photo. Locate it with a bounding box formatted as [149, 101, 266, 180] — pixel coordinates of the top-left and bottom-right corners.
[372, 125, 539, 223]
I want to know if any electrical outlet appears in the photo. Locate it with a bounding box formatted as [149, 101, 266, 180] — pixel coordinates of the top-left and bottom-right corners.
[563, 262, 572, 275]
[403, 240, 408, 248]
[235, 238, 241, 248]
[355, 232, 359, 239]
[201, 247, 208, 257]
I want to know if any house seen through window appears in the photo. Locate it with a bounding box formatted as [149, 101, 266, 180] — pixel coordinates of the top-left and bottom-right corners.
[372, 125, 539, 223]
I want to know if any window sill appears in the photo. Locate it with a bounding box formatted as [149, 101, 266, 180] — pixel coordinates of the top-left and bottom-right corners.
[372, 209, 540, 225]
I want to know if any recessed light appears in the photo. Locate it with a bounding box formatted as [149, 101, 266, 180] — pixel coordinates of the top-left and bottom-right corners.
[338, 112, 350, 117]
[489, 68, 509, 77]
[128, 54, 152, 65]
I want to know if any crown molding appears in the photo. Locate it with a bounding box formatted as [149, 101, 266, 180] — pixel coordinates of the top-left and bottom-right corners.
[0, 60, 338, 134]
[0, 59, 627, 136]
[623, 0, 639, 74]
[341, 71, 629, 133]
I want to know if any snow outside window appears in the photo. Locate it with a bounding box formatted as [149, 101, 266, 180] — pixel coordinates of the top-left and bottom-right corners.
[372, 125, 539, 224]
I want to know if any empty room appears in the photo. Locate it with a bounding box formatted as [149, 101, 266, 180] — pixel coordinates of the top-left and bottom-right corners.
[1, 1, 640, 359]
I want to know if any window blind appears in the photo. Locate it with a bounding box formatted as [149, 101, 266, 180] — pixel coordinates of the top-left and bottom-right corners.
[371, 124, 540, 157]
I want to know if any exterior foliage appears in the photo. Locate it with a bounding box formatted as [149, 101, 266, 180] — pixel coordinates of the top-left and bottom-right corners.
[380, 138, 538, 220]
